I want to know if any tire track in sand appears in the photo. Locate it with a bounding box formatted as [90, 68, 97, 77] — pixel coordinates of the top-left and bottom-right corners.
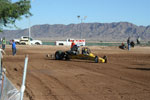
[26, 72, 59, 100]
[30, 70, 83, 100]
[65, 60, 150, 91]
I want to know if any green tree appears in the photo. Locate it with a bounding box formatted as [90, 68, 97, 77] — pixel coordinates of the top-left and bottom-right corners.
[0, 0, 31, 31]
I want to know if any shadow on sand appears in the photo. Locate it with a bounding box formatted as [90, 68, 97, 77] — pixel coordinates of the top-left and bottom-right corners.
[127, 67, 150, 71]
[44, 58, 97, 63]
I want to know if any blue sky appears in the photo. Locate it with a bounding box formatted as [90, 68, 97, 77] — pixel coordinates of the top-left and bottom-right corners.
[13, 0, 150, 29]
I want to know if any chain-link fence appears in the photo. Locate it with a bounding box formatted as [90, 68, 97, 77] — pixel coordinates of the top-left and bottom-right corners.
[0, 74, 20, 100]
[0, 55, 28, 100]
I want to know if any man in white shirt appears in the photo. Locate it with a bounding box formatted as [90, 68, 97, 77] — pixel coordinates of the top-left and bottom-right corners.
[0, 48, 6, 97]
[0, 48, 6, 77]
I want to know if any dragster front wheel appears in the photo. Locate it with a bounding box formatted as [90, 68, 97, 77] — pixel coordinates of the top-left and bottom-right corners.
[103, 56, 107, 63]
[95, 56, 99, 63]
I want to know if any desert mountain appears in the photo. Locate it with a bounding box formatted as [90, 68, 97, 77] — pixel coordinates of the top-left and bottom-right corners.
[1, 22, 150, 42]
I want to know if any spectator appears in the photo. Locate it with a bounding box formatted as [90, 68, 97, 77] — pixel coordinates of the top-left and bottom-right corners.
[137, 36, 141, 44]
[127, 37, 130, 50]
[2, 37, 6, 50]
[12, 40, 16, 56]
[0, 48, 6, 75]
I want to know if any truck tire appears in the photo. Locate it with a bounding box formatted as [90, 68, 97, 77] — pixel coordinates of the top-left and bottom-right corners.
[15, 42, 20, 45]
[35, 42, 40, 45]
[21, 43, 26, 45]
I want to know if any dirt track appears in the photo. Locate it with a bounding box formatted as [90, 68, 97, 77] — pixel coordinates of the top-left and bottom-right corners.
[3, 45, 150, 100]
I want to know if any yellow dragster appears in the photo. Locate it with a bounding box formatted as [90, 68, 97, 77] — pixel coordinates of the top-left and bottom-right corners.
[69, 53, 106, 63]
[50, 47, 107, 63]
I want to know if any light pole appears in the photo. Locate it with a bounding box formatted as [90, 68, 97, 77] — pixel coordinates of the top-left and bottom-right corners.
[28, 17, 31, 39]
[28, 0, 34, 44]
[77, 16, 87, 39]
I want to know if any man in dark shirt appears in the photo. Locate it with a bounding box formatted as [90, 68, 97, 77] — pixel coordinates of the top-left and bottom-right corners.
[127, 37, 130, 50]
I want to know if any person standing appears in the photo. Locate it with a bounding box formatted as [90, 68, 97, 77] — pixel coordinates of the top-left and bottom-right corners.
[2, 37, 6, 50]
[127, 37, 130, 50]
[0, 47, 6, 98]
[0, 48, 6, 76]
[71, 40, 76, 49]
[12, 40, 16, 56]
[137, 36, 141, 44]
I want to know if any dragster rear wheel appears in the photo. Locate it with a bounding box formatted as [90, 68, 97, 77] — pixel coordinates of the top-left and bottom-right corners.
[55, 50, 64, 60]
[65, 54, 70, 60]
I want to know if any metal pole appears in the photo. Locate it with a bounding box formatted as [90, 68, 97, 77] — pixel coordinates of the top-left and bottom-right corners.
[80, 19, 82, 39]
[28, 0, 33, 39]
[0, 55, 2, 98]
[28, 17, 31, 45]
[20, 55, 28, 100]
[77, 16, 87, 39]
[28, 0, 33, 45]
[29, 18, 31, 38]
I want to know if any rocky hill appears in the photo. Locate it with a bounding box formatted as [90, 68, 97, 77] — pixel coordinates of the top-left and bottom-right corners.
[0, 22, 150, 42]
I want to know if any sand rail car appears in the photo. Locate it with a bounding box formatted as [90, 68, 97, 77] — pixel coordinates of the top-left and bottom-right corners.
[47, 46, 107, 63]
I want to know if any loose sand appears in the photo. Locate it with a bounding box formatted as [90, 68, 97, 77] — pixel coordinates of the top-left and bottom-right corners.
[3, 45, 150, 100]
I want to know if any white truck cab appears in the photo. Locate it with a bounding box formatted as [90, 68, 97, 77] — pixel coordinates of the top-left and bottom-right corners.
[56, 38, 85, 46]
[14, 36, 42, 45]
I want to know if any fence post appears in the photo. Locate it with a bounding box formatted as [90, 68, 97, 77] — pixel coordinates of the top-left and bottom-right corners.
[20, 55, 28, 100]
[0, 54, 2, 99]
